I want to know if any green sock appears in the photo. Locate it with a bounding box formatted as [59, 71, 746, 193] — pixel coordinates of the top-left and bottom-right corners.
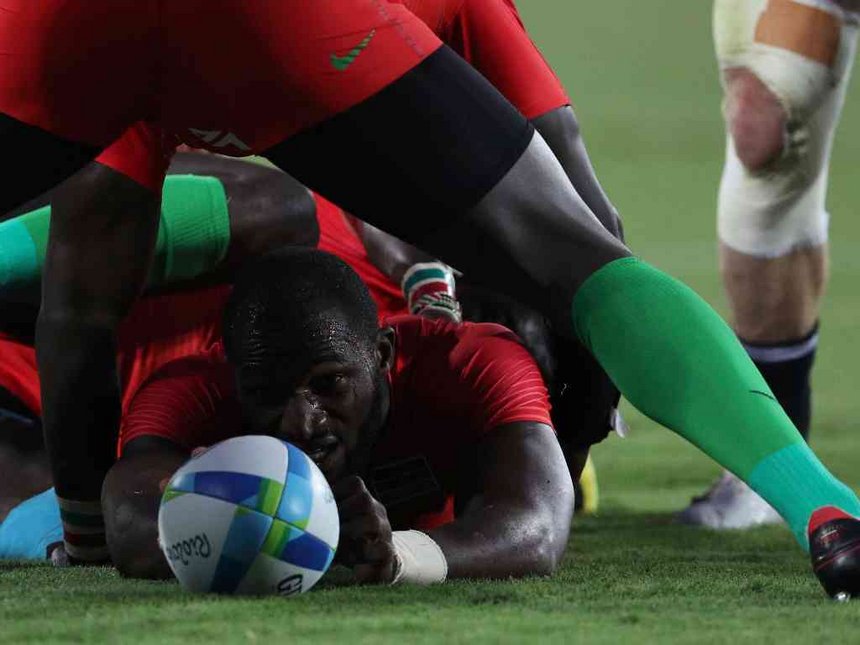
[0, 175, 230, 296]
[147, 175, 231, 285]
[572, 257, 860, 548]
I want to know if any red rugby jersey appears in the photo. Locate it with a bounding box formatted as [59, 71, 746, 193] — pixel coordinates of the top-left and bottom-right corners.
[119, 315, 552, 530]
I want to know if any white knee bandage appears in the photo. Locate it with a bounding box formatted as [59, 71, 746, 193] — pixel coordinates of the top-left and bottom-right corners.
[714, 0, 858, 257]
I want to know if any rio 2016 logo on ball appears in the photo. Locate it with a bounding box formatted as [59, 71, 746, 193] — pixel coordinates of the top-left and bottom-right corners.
[158, 435, 339, 596]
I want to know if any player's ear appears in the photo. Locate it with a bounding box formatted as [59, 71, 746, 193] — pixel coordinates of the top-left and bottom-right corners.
[376, 327, 395, 373]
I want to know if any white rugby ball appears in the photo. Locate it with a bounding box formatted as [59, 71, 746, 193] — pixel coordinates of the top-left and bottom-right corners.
[158, 435, 339, 595]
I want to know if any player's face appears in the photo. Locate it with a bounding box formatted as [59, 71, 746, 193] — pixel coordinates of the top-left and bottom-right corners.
[237, 329, 393, 482]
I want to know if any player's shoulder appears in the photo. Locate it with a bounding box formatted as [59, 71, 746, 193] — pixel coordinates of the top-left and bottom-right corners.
[384, 315, 550, 432]
[386, 314, 531, 370]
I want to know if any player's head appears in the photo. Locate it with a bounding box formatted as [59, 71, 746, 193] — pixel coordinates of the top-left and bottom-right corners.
[223, 248, 393, 482]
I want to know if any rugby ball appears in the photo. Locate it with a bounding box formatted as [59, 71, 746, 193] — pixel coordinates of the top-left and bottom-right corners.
[158, 435, 338, 596]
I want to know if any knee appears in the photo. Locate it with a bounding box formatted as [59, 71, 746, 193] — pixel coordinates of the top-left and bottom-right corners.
[724, 70, 787, 172]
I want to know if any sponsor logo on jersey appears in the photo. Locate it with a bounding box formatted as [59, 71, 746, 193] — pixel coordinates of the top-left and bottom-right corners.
[330, 29, 376, 71]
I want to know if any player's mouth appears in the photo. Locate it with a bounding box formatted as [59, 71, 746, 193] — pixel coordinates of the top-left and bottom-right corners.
[304, 436, 344, 477]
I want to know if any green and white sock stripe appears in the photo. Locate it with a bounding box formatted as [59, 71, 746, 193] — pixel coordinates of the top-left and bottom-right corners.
[401, 263, 456, 296]
[58, 497, 109, 562]
[402, 262, 458, 317]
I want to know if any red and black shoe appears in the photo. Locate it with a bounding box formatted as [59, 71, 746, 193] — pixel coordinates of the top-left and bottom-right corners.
[809, 507, 860, 600]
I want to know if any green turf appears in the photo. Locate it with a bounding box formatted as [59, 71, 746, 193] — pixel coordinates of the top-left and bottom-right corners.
[4, 2, 860, 642]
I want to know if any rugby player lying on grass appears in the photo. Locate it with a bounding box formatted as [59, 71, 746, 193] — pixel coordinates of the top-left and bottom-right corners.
[3, 0, 631, 569]
[100, 248, 574, 583]
[1, 248, 575, 582]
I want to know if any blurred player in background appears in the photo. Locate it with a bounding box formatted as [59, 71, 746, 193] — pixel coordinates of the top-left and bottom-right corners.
[680, 0, 859, 529]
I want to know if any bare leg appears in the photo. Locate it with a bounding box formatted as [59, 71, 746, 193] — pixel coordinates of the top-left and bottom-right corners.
[719, 69, 826, 345]
[721, 243, 827, 343]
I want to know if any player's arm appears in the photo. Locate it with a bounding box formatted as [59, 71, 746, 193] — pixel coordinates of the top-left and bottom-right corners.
[36, 163, 162, 563]
[101, 436, 189, 579]
[102, 354, 238, 578]
[531, 106, 624, 240]
[431, 420, 574, 578]
[336, 420, 573, 583]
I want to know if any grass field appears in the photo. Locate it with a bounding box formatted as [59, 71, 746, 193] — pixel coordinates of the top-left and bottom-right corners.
[3, 2, 860, 642]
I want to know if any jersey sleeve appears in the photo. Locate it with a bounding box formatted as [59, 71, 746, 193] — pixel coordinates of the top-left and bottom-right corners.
[94, 121, 176, 193]
[391, 316, 553, 436]
[451, 322, 553, 432]
[118, 349, 242, 456]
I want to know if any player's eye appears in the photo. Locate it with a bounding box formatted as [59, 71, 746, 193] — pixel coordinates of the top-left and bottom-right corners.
[309, 373, 346, 396]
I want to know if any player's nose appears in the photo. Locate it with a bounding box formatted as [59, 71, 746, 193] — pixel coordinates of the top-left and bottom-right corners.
[279, 392, 326, 446]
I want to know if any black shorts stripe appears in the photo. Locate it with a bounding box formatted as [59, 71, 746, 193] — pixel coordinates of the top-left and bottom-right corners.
[264, 45, 534, 242]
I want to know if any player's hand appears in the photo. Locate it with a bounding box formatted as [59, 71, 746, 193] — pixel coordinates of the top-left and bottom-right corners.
[332, 476, 397, 584]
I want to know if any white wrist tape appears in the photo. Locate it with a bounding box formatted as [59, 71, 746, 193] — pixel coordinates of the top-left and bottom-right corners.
[390, 530, 448, 585]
